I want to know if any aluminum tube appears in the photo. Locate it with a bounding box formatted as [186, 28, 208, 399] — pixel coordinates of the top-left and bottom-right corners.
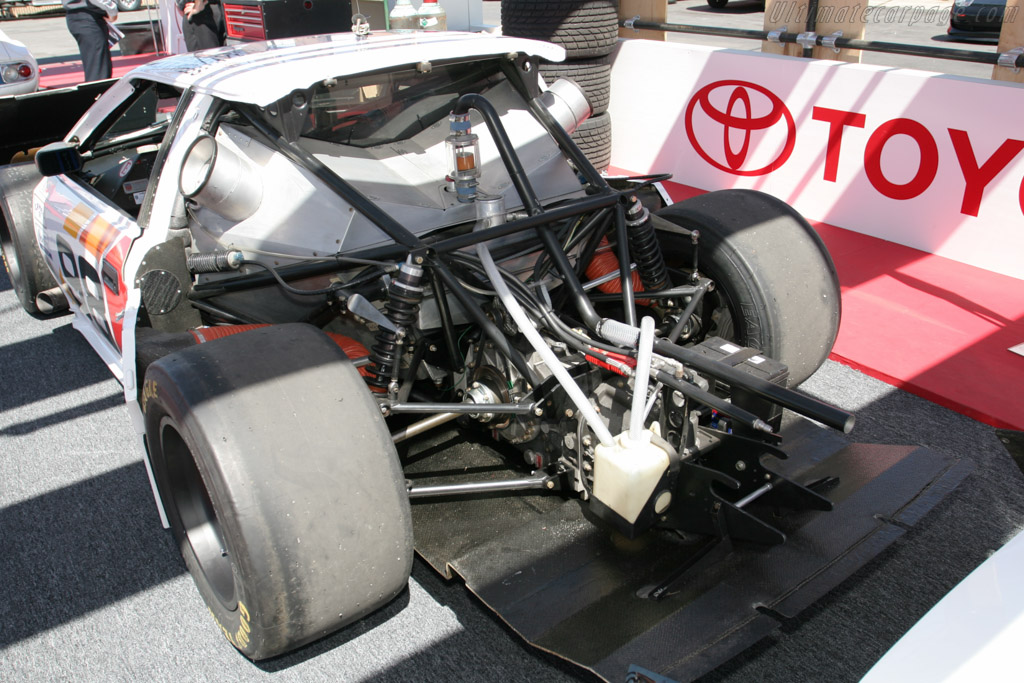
[408, 476, 551, 498]
[391, 412, 459, 444]
[735, 482, 774, 509]
[387, 402, 535, 415]
[583, 263, 637, 291]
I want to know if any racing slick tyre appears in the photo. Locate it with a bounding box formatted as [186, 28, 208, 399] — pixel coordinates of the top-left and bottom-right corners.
[539, 56, 611, 115]
[0, 163, 57, 316]
[572, 112, 612, 171]
[501, 0, 620, 59]
[144, 323, 413, 660]
[654, 189, 841, 386]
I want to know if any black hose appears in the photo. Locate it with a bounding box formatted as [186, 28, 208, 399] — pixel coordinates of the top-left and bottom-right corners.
[239, 260, 344, 296]
[428, 269, 464, 374]
[574, 210, 613, 279]
[614, 202, 638, 327]
[536, 225, 602, 331]
[432, 259, 541, 388]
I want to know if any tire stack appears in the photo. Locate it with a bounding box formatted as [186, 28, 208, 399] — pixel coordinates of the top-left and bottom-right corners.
[501, 0, 619, 171]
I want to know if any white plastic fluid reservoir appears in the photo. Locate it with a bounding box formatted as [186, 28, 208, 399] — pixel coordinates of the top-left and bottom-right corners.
[592, 430, 670, 524]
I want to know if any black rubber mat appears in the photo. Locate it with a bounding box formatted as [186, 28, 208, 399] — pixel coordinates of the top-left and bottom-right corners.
[403, 418, 971, 682]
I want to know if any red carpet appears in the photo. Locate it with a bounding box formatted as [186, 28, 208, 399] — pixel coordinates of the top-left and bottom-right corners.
[652, 177, 1024, 431]
[38, 52, 159, 90]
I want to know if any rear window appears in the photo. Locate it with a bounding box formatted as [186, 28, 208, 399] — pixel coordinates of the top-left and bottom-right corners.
[298, 59, 504, 148]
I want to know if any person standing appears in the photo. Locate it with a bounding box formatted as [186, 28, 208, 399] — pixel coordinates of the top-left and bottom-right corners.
[60, 0, 118, 82]
[176, 0, 225, 51]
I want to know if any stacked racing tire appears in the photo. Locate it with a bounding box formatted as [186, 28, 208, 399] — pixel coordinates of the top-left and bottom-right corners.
[502, 0, 619, 171]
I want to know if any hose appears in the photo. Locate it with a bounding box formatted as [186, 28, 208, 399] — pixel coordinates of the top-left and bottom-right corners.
[599, 318, 640, 347]
[475, 215, 614, 448]
[629, 317, 656, 443]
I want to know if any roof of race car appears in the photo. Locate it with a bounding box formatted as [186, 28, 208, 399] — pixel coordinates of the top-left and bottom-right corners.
[129, 31, 566, 107]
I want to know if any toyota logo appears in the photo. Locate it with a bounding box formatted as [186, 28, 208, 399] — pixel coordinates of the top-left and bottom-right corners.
[685, 80, 796, 176]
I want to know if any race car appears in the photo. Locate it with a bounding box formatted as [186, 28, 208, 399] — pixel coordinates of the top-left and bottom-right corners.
[0, 27, 38, 96]
[0, 28, 853, 669]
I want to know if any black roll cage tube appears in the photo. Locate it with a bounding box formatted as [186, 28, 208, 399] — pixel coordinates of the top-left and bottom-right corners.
[223, 87, 855, 434]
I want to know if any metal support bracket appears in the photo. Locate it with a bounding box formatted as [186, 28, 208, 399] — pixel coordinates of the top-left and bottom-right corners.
[797, 31, 818, 51]
[624, 15, 641, 32]
[767, 26, 787, 44]
[998, 46, 1024, 73]
[351, 13, 370, 39]
[822, 30, 843, 53]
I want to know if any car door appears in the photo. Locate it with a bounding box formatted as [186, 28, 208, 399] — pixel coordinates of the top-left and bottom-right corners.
[35, 79, 182, 357]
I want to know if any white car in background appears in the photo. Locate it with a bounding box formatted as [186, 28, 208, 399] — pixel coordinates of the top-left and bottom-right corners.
[0, 28, 38, 95]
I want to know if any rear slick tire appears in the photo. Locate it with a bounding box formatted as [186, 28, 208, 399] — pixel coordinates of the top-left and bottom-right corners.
[0, 163, 57, 315]
[654, 189, 841, 387]
[144, 323, 413, 660]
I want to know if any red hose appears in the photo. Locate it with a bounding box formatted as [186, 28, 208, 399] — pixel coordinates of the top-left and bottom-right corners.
[584, 237, 648, 305]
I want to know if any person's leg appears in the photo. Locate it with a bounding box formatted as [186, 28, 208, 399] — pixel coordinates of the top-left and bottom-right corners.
[211, 2, 225, 45]
[66, 12, 111, 82]
[89, 12, 112, 80]
[181, 16, 200, 52]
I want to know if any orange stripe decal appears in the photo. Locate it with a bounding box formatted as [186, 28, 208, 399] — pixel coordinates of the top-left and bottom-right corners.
[62, 203, 91, 240]
[80, 216, 117, 259]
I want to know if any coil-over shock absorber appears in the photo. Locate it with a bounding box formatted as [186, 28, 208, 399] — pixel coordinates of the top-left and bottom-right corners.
[367, 258, 425, 393]
[625, 196, 669, 292]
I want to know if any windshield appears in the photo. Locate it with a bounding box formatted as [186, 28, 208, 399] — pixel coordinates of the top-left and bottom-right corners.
[90, 80, 182, 154]
[298, 59, 504, 148]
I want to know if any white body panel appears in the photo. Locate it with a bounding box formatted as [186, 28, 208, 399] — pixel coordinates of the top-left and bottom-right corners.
[862, 528, 1024, 682]
[188, 78, 586, 259]
[110, 31, 564, 107]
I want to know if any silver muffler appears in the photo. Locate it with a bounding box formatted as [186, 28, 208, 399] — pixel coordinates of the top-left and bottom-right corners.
[539, 77, 592, 134]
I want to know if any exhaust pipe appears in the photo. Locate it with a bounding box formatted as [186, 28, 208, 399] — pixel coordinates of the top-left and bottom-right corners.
[539, 78, 592, 134]
[36, 286, 69, 315]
